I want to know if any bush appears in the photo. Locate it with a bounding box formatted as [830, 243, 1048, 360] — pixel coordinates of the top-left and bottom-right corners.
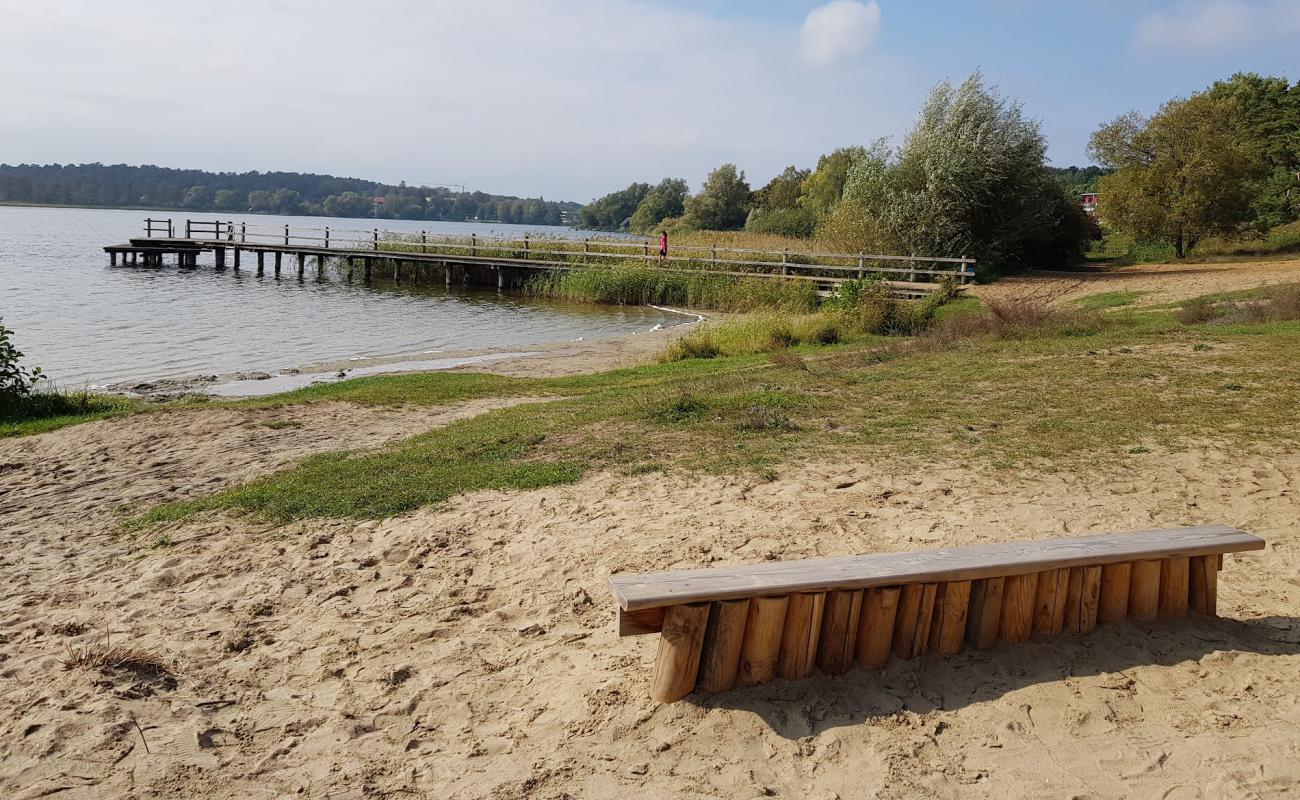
[1176, 285, 1300, 324]
[923, 297, 1105, 344]
[0, 318, 41, 401]
[1176, 296, 1220, 324]
[661, 328, 722, 361]
[743, 207, 817, 238]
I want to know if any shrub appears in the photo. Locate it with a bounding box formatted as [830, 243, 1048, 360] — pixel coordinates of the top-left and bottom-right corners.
[1176, 296, 1220, 324]
[923, 297, 1105, 344]
[0, 318, 41, 400]
[661, 328, 722, 361]
[744, 207, 817, 238]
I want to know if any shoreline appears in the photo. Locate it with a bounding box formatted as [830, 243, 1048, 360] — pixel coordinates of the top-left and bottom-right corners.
[107, 306, 707, 399]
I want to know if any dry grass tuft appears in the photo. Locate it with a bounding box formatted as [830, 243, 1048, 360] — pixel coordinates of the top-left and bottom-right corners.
[64, 635, 172, 676]
[924, 297, 1105, 346]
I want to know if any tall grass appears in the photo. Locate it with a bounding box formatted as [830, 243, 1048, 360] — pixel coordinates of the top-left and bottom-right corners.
[1, 386, 139, 437]
[528, 264, 821, 312]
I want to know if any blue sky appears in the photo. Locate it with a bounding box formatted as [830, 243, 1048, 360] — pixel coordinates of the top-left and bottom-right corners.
[1, 1, 1297, 200]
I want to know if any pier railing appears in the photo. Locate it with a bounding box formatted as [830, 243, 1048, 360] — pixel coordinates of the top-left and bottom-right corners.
[142, 218, 976, 283]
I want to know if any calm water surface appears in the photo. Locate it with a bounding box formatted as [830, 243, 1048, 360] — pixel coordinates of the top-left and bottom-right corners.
[0, 206, 677, 387]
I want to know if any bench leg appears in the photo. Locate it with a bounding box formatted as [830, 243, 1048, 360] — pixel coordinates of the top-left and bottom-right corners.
[1129, 559, 1162, 621]
[778, 592, 825, 680]
[1158, 556, 1190, 617]
[1033, 568, 1069, 637]
[931, 580, 971, 656]
[736, 596, 788, 686]
[856, 587, 900, 669]
[966, 577, 1005, 650]
[999, 573, 1038, 644]
[1098, 562, 1132, 624]
[650, 603, 709, 703]
[1190, 555, 1218, 616]
[696, 599, 750, 694]
[816, 590, 863, 675]
[893, 582, 938, 659]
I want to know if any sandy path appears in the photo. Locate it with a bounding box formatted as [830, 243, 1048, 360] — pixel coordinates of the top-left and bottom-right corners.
[2, 449, 1297, 798]
[972, 257, 1300, 306]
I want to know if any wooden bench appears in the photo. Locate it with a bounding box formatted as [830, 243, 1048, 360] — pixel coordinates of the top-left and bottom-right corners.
[607, 524, 1265, 702]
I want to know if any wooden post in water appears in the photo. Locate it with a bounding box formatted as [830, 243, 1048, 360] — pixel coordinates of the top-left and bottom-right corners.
[233, 248, 240, 271]
[297, 252, 306, 278]
[257, 251, 265, 276]
[364, 258, 372, 281]
[215, 247, 226, 269]
[317, 255, 327, 279]
[274, 252, 282, 277]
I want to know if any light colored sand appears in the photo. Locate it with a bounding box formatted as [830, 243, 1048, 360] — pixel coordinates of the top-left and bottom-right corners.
[2, 267, 1299, 798]
[1, 445, 1298, 798]
[972, 257, 1300, 306]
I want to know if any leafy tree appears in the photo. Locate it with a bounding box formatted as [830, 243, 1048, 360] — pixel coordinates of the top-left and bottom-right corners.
[1049, 166, 1111, 196]
[823, 72, 1087, 270]
[686, 164, 751, 231]
[577, 182, 651, 230]
[181, 185, 210, 209]
[1205, 72, 1300, 228]
[743, 206, 817, 238]
[752, 165, 809, 211]
[798, 147, 866, 217]
[628, 178, 689, 233]
[1089, 91, 1265, 257]
[213, 188, 242, 210]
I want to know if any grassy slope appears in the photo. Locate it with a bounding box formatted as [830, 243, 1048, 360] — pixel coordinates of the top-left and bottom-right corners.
[131, 306, 1300, 526]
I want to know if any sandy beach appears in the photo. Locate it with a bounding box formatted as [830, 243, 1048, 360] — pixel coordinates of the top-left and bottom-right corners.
[2, 264, 1299, 798]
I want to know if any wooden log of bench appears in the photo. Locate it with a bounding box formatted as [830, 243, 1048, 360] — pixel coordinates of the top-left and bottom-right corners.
[609, 525, 1263, 702]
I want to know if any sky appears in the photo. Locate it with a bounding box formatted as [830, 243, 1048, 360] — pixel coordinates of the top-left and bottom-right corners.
[1, 0, 1297, 202]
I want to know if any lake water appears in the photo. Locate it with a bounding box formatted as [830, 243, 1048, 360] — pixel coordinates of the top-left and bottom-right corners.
[0, 206, 681, 388]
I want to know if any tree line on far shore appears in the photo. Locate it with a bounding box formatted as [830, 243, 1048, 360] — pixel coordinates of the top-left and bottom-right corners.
[0, 163, 580, 225]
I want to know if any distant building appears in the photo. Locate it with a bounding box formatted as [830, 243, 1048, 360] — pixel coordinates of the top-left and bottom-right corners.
[1079, 193, 1099, 214]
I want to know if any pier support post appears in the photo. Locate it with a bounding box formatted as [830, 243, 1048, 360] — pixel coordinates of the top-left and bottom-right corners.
[110, 251, 117, 266]
[297, 252, 306, 278]
[257, 251, 265, 276]
[445, 263, 451, 288]
[346, 258, 354, 282]
[318, 255, 327, 279]
[497, 267, 504, 291]
[233, 248, 241, 271]
[215, 247, 226, 269]
[393, 260, 400, 284]
[364, 258, 372, 282]
[274, 252, 282, 277]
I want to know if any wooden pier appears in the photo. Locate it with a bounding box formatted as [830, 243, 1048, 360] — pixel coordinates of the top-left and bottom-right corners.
[104, 218, 976, 296]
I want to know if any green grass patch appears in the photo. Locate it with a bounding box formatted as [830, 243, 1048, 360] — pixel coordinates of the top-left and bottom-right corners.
[1072, 291, 1148, 310]
[1, 389, 140, 437]
[128, 298, 1300, 529]
[527, 264, 821, 312]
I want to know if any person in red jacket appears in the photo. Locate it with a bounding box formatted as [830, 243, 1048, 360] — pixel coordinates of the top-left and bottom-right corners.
[658, 230, 668, 262]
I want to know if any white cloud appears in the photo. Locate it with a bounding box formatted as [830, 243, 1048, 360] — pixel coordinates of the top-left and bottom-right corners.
[800, 1, 882, 68]
[0, 0, 914, 200]
[1134, 0, 1300, 52]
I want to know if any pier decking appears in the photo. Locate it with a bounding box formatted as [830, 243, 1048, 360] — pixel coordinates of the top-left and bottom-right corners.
[104, 218, 976, 296]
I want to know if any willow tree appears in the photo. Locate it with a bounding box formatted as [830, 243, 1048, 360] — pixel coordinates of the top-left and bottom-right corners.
[1088, 92, 1264, 257]
[821, 72, 1087, 270]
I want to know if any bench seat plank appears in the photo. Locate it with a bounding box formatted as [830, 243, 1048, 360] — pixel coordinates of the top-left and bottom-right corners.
[609, 525, 1263, 612]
